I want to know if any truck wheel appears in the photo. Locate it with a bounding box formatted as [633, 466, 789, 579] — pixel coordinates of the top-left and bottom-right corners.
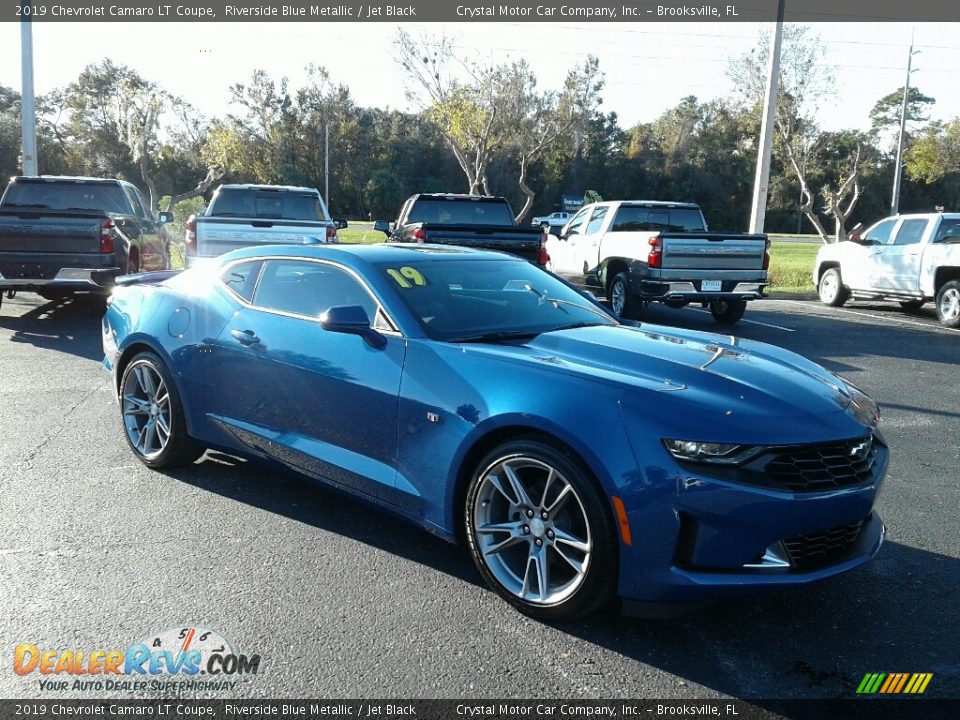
[818, 268, 849, 307]
[709, 299, 746, 324]
[609, 272, 638, 319]
[935, 281, 960, 328]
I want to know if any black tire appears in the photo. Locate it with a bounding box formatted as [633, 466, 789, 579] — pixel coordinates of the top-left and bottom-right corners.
[464, 439, 617, 621]
[898, 299, 925, 312]
[818, 268, 849, 307]
[119, 351, 204, 468]
[709, 299, 747, 324]
[608, 272, 638, 320]
[935, 280, 960, 328]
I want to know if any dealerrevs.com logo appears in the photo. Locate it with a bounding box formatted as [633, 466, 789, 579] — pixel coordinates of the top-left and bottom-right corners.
[13, 626, 261, 692]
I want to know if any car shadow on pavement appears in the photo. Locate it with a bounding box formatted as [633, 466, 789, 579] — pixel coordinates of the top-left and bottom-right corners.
[0, 293, 105, 362]
[161, 451, 485, 589]
[556, 540, 960, 703]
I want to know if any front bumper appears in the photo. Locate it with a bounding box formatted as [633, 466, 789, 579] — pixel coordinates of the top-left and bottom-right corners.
[615, 437, 888, 603]
[0, 267, 120, 291]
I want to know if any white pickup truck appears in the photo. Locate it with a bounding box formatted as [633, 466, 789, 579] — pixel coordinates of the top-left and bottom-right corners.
[545, 200, 769, 324]
[813, 212, 960, 327]
[186, 184, 337, 266]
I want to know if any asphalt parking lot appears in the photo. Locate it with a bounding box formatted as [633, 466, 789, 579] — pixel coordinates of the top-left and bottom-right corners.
[1, 291, 957, 706]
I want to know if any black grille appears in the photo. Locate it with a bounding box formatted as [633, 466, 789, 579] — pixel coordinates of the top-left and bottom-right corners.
[763, 435, 878, 492]
[783, 518, 865, 569]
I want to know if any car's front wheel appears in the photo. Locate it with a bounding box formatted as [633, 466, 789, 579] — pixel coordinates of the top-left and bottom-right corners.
[465, 440, 617, 620]
[935, 280, 960, 328]
[818, 268, 849, 307]
[119, 352, 203, 468]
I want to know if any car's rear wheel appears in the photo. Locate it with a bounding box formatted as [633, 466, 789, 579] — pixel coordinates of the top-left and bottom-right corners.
[935, 281, 960, 328]
[465, 440, 616, 620]
[609, 272, 638, 319]
[119, 352, 203, 468]
[818, 268, 849, 307]
[709, 299, 747, 324]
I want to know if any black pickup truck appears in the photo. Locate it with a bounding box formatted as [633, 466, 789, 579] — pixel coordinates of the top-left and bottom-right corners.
[374, 194, 547, 266]
[0, 176, 172, 302]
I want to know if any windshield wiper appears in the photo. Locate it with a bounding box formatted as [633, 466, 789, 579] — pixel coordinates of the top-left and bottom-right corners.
[450, 330, 544, 344]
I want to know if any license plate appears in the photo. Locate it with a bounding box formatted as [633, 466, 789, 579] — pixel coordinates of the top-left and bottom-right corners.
[702, 280, 722, 291]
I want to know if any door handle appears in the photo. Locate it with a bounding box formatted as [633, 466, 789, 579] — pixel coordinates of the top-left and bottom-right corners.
[230, 329, 260, 346]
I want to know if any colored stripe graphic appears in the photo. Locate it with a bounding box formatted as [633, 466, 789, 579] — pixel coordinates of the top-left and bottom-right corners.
[857, 672, 932, 694]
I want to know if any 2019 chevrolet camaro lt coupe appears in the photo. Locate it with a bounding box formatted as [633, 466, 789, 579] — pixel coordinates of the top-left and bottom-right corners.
[102, 244, 887, 619]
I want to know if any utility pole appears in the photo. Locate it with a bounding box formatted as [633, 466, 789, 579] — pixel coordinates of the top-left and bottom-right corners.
[324, 123, 330, 210]
[891, 30, 919, 216]
[20, 2, 38, 176]
[748, 0, 785, 234]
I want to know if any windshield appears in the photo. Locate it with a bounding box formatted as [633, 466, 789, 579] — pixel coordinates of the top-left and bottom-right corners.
[1, 182, 132, 214]
[209, 189, 324, 220]
[406, 199, 515, 226]
[377, 258, 617, 342]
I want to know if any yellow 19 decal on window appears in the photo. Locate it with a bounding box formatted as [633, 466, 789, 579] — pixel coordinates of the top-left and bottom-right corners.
[387, 266, 427, 288]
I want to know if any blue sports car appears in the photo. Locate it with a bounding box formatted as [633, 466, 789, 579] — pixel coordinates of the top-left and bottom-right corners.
[102, 244, 886, 619]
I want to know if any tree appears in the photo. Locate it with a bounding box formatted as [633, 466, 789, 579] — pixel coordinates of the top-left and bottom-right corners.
[870, 86, 935, 139]
[395, 30, 603, 216]
[729, 27, 868, 242]
[906, 119, 960, 183]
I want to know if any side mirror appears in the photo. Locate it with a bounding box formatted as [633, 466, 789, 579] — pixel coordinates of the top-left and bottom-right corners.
[320, 305, 386, 349]
[373, 220, 390, 234]
[157, 211, 174, 224]
[333, 217, 348, 229]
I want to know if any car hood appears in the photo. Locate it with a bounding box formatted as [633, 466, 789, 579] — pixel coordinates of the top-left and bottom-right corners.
[459, 323, 874, 443]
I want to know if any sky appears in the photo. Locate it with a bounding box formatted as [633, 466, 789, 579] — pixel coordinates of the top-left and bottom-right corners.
[1, 21, 959, 133]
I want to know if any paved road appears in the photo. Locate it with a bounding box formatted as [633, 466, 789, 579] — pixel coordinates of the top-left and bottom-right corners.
[1, 292, 957, 706]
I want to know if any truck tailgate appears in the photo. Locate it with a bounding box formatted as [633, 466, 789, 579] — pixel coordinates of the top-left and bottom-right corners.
[196, 218, 331, 257]
[661, 233, 767, 271]
[0, 212, 102, 254]
[420, 225, 542, 263]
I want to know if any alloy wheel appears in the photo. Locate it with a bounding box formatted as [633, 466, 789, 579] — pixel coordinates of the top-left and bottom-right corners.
[472, 456, 592, 606]
[121, 360, 172, 459]
[939, 287, 960, 322]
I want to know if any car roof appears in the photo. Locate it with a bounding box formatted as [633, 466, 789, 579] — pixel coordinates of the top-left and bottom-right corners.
[216, 184, 319, 194]
[588, 200, 701, 209]
[218, 242, 525, 265]
[10, 175, 126, 186]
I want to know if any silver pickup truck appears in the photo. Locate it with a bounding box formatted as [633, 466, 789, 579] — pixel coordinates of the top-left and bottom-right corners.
[545, 200, 769, 324]
[186, 184, 337, 266]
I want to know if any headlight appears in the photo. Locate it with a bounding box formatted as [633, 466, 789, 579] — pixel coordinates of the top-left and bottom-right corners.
[663, 440, 762, 465]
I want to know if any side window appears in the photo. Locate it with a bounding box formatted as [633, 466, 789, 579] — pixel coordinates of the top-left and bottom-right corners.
[253, 260, 378, 322]
[611, 206, 647, 232]
[585, 206, 608, 235]
[220, 260, 263, 303]
[892, 219, 928, 246]
[132, 187, 154, 219]
[934, 219, 960, 242]
[565, 207, 591, 236]
[862, 219, 896, 246]
[122, 186, 146, 217]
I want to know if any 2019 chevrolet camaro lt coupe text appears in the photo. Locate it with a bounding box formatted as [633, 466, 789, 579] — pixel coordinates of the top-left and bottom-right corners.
[102, 244, 887, 619]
